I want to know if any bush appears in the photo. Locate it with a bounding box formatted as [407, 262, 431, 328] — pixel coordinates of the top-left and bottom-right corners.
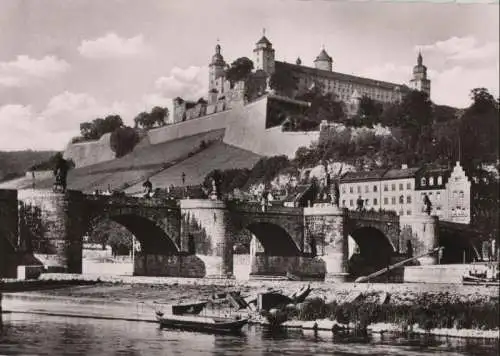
[110, 126, 140, 158]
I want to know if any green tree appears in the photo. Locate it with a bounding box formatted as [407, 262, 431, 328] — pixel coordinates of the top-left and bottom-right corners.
[225, 57, 254, 84]
[79, 115, 124, 140]
[269, 67, 298, 97]
[356, 96, 383, 127]
[110, 126, 140, 158]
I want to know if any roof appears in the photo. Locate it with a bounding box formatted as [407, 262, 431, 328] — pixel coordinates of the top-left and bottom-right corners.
[315, 49, 332, 62]
[415, 166, 452, 190]
[275, 61, 410, 92]
[340, 169, 388, 183]
[256, 36, 272, 46]
[383, 167, 421, 180]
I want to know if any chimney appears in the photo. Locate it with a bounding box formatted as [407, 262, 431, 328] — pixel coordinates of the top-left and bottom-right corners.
[401, 164, 408, 170]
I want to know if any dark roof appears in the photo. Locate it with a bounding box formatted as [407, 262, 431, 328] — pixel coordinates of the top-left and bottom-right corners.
[415, 166, 452, 190]
[340, 169, 387, 183]
[275, 61, 410, 92]
[256, 36, 272, 46]
[383, 167, 421, 180]
[315, 49, 332, 62]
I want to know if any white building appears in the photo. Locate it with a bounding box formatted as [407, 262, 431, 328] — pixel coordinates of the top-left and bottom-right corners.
[339, 162, 471, 224]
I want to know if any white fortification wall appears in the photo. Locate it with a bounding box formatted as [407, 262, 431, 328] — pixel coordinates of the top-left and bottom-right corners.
[63, 96, 319, 168]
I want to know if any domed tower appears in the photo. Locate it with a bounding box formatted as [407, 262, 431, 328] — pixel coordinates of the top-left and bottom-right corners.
[253, 30, 275, 75]
[314, 47, 333, 71]
[410, 51, 431, 98]
[209, 42, 226, 92]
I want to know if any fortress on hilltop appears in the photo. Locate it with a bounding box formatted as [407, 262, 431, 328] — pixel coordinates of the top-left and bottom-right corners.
[172, 32, 431, 123]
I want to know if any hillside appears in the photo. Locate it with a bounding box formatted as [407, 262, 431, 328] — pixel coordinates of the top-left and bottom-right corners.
[0, 150, 57, 182]
[4, 129, 261, 193]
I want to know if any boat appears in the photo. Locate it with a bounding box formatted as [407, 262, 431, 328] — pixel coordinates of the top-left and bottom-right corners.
[155, 312, 249, 334]
[171, 301, 208, 315]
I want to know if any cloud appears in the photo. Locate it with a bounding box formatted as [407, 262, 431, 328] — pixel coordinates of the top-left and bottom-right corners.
[0, 55, 70, 87]
[154, 66, 208, 100]
[78, 33, 150, 59]
[416, 36, 498, 65]
[0, 92, 135, 150]
[361, 61, 498, 108]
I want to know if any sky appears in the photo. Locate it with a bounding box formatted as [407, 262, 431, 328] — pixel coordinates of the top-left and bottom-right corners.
[0, 0, 498, 151]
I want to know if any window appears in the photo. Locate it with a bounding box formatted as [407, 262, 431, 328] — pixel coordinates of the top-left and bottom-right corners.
[349, 200, 353, 207]
[384, 197, 388, 205]
[373, 185, 378, 192]
[342, 200, 346, 206]
[421, 177, 427, 186]
[384, 184, 388, 192]
[436, 192, 441, 201]
[459, 191, 464, 199]
[399, 210, 404, 216]
[429, 177, 434, 186]
[357, 186, 361, 194]
[391, 184, 396, 191]
[342, 187, 346, 194]
[437, 176, 443, 185]
[365, 199, 369, 206]
[373, 198, 378, 205]
[391, 197, 396, 205]
[407, 195, 412, 204]
[407, 182, 412, 190]
[350, 187, 354, 194]
[399, 195, 404, 204]
[399, 183, 404, 191]
[406, 210, 412, 216]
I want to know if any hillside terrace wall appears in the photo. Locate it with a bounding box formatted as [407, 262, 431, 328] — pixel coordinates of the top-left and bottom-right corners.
[63, 133, 115, 168]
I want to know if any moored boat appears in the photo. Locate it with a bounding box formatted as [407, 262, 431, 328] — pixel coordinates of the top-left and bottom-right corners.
[155, 312, 249, 334]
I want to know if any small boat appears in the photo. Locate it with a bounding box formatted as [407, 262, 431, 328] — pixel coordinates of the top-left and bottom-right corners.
[156, 312, 249, 334]
[171, 301, 208, 315]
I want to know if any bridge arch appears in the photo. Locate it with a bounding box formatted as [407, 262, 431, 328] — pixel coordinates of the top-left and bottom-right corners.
[87, 214, 180, 255]
[244, 221, 301, 256]
[348, 226, 396, 277]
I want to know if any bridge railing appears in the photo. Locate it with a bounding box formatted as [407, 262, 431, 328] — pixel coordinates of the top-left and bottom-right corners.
[347, 209, 399, 222]
[227, 200, 303, 215]
[82, 194, 179, 208]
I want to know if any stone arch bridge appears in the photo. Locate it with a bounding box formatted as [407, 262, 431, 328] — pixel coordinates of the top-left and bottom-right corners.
[1, 189, 440, 280]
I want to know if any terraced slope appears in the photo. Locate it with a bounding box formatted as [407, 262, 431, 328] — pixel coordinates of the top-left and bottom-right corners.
[124, 141, 262, 193]
[10, 130, 226, 192]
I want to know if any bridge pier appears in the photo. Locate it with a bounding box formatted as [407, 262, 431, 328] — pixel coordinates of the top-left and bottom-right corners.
[304, 205, 349, 283]
[400, 214, 439, 265]
[180, 199, 233, 278]
[18, 189, 85, 273]
[0, 189, 19, 278]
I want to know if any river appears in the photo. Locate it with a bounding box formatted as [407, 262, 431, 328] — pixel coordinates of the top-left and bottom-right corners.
[0, 313, 498, 356]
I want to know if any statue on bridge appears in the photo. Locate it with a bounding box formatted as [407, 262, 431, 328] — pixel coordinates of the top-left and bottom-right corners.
[53, 153, 70, 193]
[142, 179, 153, 198]
[423, 193, 432, 215]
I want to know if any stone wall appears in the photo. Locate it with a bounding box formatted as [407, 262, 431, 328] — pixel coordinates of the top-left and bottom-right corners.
[0, 189, 19, 278]
[250, 254, 325, 279]
[17, 189, 85, 273]
[63, 133, 115, 168]
[400, 214, 439, 265]
[133, 253, 205, 278]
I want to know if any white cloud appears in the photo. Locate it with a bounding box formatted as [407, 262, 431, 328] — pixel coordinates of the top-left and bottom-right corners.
[0, 92, 137, 150]
[416, 36, 477, 56]
[154, 66, 208, 100]
[78, 33, 150, 59]
[0, 55, 70, 87]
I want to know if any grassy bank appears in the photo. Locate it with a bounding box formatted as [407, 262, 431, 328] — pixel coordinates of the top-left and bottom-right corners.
[294, 293, 499, 332]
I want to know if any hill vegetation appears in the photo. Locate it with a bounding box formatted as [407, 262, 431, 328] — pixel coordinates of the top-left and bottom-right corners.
[0, 150, 58, 182]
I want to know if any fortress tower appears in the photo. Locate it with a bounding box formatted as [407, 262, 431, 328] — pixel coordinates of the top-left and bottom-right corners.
[410, 51, 431, 98]
[253, 31, 275, 75]
[314, 47, 333, 72]
[209, 43, 227, 92]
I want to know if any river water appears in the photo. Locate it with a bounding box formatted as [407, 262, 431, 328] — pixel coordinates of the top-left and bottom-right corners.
[0, 313, 498, 356]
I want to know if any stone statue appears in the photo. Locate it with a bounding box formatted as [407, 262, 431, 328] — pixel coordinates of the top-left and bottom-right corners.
[53, 154, 69, 193]
[330, 180, 340, 206]
[423, 193, 432, 215]
[209, 178, 219, 200]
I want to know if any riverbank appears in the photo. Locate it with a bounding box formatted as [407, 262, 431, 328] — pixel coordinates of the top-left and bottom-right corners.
[1, 276, 498, 339]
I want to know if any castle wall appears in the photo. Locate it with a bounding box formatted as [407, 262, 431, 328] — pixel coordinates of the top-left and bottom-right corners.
[147, 109, 234, 145]
[63, 133, 115, 168]
[223, 97, 319, 158]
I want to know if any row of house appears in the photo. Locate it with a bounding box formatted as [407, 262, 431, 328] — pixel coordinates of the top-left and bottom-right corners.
[338, 161, 471, 224]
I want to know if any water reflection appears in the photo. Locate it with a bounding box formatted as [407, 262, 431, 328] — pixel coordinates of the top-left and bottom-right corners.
[0, 313, 497, 356]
